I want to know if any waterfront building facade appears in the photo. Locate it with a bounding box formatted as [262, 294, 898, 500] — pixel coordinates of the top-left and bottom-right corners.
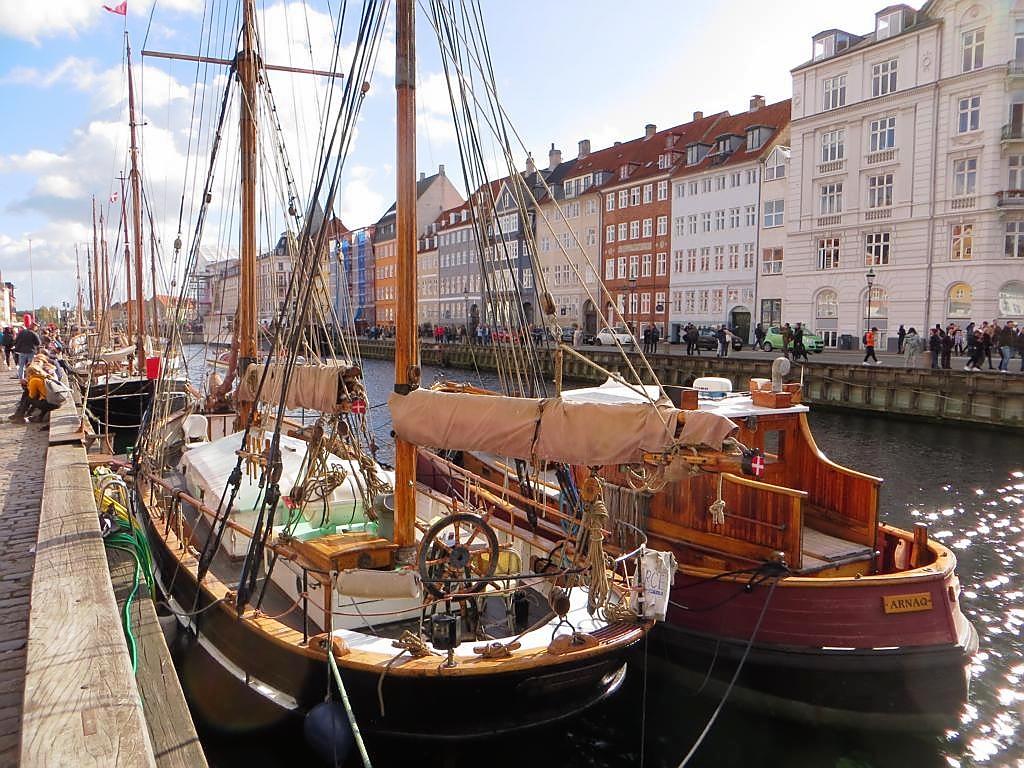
[668, 98, 791, 342]
[755, 136, 792, 337]
[435, 200, 481, 329]
[417, 225, 439, 327]
[786, 1, 1024, 349]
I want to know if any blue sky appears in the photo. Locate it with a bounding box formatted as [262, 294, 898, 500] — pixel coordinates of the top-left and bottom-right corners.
[0, 0, 888, 309]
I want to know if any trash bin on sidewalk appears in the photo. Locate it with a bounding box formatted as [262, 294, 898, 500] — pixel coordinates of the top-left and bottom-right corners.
[839, 334, 854, 350]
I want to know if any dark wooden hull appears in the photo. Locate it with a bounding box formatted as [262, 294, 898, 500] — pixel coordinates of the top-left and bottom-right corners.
[649, 571, 977, 730]
[85, 377, 188, 444]
[138, 494, 633, 739]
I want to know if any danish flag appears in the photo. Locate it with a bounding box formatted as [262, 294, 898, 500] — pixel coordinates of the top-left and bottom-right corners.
[103, 2, 128, 15]
[750, 453, 766, 477]
[350, 398, 367, 415]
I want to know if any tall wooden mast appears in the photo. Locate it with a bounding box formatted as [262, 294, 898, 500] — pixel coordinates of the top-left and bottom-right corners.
[126, 36, 147, 373]
[236, 0, 260, 428]
[119, 173, 133, 341]
[393, 0, 418, 549]
[91, 196, 100, 331]
[100, 211, 111, 346]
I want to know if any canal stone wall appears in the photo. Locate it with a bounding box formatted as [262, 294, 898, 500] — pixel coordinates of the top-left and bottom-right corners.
[355, 340, 1024, 430]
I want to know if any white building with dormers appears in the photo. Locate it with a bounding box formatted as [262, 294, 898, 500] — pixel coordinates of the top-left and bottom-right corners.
[783, 1, 1024, 349]
[668, 97, 791, 343]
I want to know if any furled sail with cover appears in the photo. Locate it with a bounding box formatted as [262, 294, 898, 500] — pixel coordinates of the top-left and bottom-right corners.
[237, 361, 363, 413]
[389, 388, 682, 466]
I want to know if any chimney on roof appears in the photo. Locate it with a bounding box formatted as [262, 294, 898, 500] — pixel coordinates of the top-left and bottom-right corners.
[548, 143, 562, 171]
[439, 163, 445, 176]
[578, 138, 590, 158]
[749, 94, 766, 112]
[614, 141, 622, 147]
[693, 110, 703, 121]
[645, 123, 657, 139]
[525, 153, 536, 174]
[419, 171, 425, 182]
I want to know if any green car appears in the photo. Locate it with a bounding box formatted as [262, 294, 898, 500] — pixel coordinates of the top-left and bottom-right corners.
[761, 325, 824, 353]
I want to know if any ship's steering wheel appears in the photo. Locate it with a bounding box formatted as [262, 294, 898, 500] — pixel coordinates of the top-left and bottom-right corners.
[418, 512, 499, 599]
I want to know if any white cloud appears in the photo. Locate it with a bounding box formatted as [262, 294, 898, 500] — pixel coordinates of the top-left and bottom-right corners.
[339, 165, 386, 229]
[0, 0, 98, 44]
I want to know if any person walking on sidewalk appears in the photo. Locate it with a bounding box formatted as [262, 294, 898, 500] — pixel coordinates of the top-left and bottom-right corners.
[753, 322, 766, 351]
[1, 326, 13, 370]
[941, 325, 954, 369]
[903, 327, 923, 367]
[13, 320, 41, 379]
[793, 323, 810, 362]
[897, 324, 906, 354]
[863, 326, 880, 365]
[998, 321, 1015, 372]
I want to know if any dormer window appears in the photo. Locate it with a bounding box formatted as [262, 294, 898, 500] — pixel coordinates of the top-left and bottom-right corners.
[814, 33, 836, 61]
[460, 209, 468, 222]
[747, 126, 771, 151]
[686, 143, 709, 166]
[876, 10, 903, 40]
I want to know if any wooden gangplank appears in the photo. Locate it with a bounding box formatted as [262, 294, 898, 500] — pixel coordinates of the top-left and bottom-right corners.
[20, 443, 155, 766]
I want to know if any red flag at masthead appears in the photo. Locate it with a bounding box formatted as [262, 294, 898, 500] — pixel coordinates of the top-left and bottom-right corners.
[103, 2, 127, 15]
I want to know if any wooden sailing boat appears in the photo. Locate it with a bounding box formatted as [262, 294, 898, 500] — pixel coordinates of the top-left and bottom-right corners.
[452, 367, 978, 730]
[124, 0, 658, 749]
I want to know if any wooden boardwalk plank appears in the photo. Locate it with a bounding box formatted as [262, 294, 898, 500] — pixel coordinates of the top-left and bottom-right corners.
[20, 443, 156, 767]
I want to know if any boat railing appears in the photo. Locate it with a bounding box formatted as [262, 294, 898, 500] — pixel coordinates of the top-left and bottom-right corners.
[793, 415, 881, 548]
[644, 470, 807, 570]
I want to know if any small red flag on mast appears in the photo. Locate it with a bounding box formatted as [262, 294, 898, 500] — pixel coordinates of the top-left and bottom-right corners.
[102, 1, 127, 15]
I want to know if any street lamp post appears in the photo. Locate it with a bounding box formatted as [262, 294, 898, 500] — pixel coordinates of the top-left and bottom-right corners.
[865, 266, 876, 343]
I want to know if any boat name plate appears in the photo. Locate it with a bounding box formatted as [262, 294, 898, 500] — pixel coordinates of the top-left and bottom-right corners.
[882, 592, 933, 614]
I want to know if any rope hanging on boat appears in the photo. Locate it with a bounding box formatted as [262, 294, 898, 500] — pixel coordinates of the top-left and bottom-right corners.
[579, 473, 610, 615]
[709, 473, 726, 526]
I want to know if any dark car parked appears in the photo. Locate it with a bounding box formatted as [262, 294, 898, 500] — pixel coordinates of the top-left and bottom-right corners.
[694, 327, 743, 352]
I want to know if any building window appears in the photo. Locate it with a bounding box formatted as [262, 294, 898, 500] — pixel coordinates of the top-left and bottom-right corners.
[951, 223, 973, 260]
[728, 244, 739, 270]
[869, 116, 896, 151]
[957, 95, 981, 134]
[618, 223, 628, 241]
[618, 190, 629, 208]
[640, 293, 651, 314]
[630, 187, 641, 206]
[605, 258, 615, 280]
[686, 249, 697, 272]
[820, 183, 843, 215]
[642, 218, 653, 238]
[744, 242, 755, 269]
[868, 174, 893, 208]
[947, 283, 973, 319]
[730, 172, 741, 187]
[962, 28, 985, 72]
[641, 253, 652, 277]
[605, 225, 615, 243]
[821, 129, 845, 162]
[729, 208, 740, 228]
[1006, 221, 1024, 258]
[699, 247, 710, 271]
[823, 74, 846, 111]
[617, 256, 627, 278]
[656, 252, 667, 276]
[701, 213, 712, 233]
[688, 181, 698, 196]
[643, 184, 653, 204]
[762, 248, 783, 274]
[672, 250, 685, 274]
[817, 238, 840, 269]
[815, 289, 838, 318]
[713, 246, 724, 271]
[953, 158, 978, 196]
[1009, 155, 1024, 189]
[865, 286, 888, 323]
[760, 298, 782, 325]
[871, 59, 898, 97]
[606, 194, 615, 212]
[876, 10, 902, 39]
[865, 232, 891, 265]
[716, 175, 726, 191]
[765, 149, 787, 180]
[715, 210, 725, 230]
[657, 180, 669, 201]
[628, 255, 639, 278]
[763, 199, 784, 228]
[999, 281, 1024, 316]
[745, 205, 757, 226]
[630, 220, 640, 239]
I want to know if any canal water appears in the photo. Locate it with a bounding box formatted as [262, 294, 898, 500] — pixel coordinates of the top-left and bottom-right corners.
[184, 352, 1024, 767]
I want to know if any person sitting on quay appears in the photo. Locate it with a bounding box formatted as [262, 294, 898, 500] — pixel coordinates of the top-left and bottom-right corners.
[902, 327, 923, 368]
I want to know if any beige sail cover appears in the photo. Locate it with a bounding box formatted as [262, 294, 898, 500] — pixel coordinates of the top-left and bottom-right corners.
[389, 389, 680, 466]
[238, 362, 344, 413]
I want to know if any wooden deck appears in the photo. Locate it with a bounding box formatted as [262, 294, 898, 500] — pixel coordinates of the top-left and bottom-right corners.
[0, 374, 48, 764]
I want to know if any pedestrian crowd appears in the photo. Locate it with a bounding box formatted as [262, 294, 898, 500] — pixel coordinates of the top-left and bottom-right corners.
[895, 320, 1024, 372]
[3, 315, 72, 428]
